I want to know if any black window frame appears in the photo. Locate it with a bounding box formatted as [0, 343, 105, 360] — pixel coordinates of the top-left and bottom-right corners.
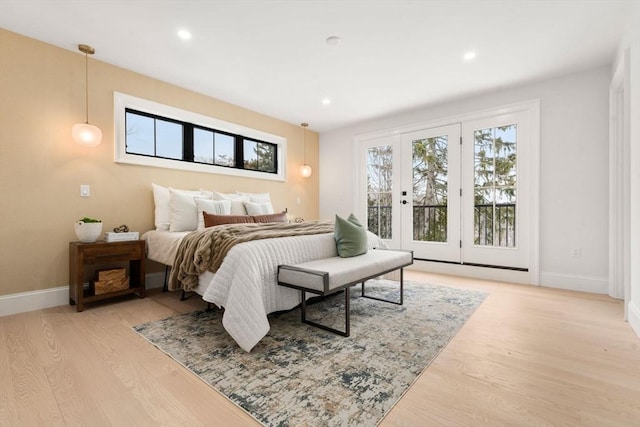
[124, 108, 279, 175]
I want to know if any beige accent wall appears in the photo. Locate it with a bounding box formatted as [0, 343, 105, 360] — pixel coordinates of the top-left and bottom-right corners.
[0, 29, 319, 297]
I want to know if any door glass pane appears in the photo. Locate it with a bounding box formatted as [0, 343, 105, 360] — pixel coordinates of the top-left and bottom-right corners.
[366, 145, 392, 239]
[494, 125, 517, 186]
[474, 188, 494, 245]
[496, 188, 516, 247]
[474, 124, 517, 247]
[412, 136, 448, 242]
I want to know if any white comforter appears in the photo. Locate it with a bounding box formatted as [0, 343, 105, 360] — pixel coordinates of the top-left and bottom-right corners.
[202, 231, 383, 352]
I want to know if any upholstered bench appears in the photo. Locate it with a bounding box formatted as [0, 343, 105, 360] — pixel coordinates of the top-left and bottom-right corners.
[277, 248, 413, 336]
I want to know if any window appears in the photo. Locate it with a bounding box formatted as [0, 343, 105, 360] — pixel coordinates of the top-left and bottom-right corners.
[125, 111, 183, 160]
[243, 139, 277, 173]
[114, 93, 286, 181]
[192, 127, 235, 166]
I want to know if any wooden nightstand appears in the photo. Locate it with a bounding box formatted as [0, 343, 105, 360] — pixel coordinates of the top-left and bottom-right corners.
[69, 240, 146, 312]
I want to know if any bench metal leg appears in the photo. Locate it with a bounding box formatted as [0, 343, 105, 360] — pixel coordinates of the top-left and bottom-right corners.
[301, 287, 350, 337]
[361, 268, 404, 305]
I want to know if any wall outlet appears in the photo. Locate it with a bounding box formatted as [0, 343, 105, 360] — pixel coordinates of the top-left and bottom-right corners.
[571, 247, 582, 257]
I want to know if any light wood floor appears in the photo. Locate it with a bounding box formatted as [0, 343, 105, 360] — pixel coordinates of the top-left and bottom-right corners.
[1, 271, 639, 426]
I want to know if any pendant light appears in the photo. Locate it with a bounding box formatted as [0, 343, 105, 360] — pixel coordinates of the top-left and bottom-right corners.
[299, 122, 312, 178]
[72, 44, 102, 147]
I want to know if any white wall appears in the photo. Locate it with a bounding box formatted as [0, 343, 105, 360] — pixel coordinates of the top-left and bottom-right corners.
[615, 2, 640, 336]
[629, 38, 640, 336]
[320, 66, 611, 293]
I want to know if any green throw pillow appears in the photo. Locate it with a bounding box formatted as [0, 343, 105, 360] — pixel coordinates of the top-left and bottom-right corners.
[334, 214, 368, 257]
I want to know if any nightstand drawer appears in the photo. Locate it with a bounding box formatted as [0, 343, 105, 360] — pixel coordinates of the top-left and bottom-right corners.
[82, 243, 142, 262]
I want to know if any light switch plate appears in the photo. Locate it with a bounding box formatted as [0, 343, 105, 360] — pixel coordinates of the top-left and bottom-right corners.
[80, 184, 90, 197]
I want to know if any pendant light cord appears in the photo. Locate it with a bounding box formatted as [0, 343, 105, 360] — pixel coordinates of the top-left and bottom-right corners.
[77, 44, 96, 125]
[84, 51, 89, 124]
[301, 123, 308, 164]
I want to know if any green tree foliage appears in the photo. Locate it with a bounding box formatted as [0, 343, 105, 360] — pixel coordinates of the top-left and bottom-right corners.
[473, 125, 517, 246]
[244, 141, 276, 172]
[411, 136, 448, 242]
[412, 136, 448, 206]
[366, 146, 393, 239]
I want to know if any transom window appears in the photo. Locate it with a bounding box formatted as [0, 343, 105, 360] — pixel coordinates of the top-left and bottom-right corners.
[114, 93, 286, 181]
[125, 108, 277, 174]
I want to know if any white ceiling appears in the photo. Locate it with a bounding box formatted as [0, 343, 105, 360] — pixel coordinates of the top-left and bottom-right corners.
[0, 1, 635, 132]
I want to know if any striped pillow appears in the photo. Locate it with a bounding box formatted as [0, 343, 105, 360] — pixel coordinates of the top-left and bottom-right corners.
[195, 199, 231, 230]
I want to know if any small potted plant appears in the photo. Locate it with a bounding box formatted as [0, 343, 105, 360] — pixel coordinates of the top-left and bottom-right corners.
[74, 217, 103, 243]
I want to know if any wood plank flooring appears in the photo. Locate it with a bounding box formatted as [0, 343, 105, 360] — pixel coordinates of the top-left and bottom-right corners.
[1, 271, 638, 426]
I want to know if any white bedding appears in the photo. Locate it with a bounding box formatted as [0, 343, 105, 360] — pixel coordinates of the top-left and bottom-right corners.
[202, 231, 384, 352]
[142, 230, 213, 296]
[142, 229, 189, 266]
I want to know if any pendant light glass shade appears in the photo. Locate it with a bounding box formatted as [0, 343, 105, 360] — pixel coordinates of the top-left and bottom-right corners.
[72, 44, 102, 147]
[72, 123, 102, 147]
[300, 122, 312, 178]
[299, 164, 312, 178]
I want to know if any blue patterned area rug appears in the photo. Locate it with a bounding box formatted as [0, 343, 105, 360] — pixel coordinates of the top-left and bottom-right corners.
[134, 280, 487, 426]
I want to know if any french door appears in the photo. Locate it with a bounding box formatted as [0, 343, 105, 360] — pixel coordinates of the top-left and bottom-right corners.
[461, 112, 531, 269]
[362, 107, 533, 270]
[400, 124, 461, 262]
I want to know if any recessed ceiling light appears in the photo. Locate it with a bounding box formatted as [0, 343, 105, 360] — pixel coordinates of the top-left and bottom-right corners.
[463, 51, 476, 61]
[322, 98, 331, 106]
[325, 36, 342, 46]
[177, 29, 192, 40]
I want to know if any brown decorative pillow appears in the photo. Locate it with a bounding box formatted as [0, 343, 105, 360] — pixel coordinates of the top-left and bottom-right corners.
[252, 212, 288, 223]
[203, 213, 255, 228]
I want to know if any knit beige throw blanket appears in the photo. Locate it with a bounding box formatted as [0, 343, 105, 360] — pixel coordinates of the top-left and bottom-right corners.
[169, 220, 334, 291]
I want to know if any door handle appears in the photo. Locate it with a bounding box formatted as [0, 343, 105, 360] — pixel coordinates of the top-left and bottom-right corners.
[401, 200, 408, 205]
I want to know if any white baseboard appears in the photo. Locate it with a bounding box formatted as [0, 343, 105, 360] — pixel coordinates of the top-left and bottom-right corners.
[410, 260, 531, 285]
[0, 271, 168, 318]
[628, 300, 640, 338]
[409, 261, 609, 294]
[538, 272, 608, 294]
[0, 269, 612, 317]
[0, 286, 70, 317]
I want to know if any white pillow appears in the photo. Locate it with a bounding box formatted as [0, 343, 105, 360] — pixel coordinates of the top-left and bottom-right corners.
[199, 189, 214, 199]
[236, 191, 271, 203]
[169, 190, 212, 232]
[210, 190, 249, 215]
[153, 183, 201, 231]
[244, 201, 275, 215]
[195, 199, 231, 229]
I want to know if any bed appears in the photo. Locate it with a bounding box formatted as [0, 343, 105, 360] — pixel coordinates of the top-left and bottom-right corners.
[144, 184, 386, 351]
[142, 223, 384, 352]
